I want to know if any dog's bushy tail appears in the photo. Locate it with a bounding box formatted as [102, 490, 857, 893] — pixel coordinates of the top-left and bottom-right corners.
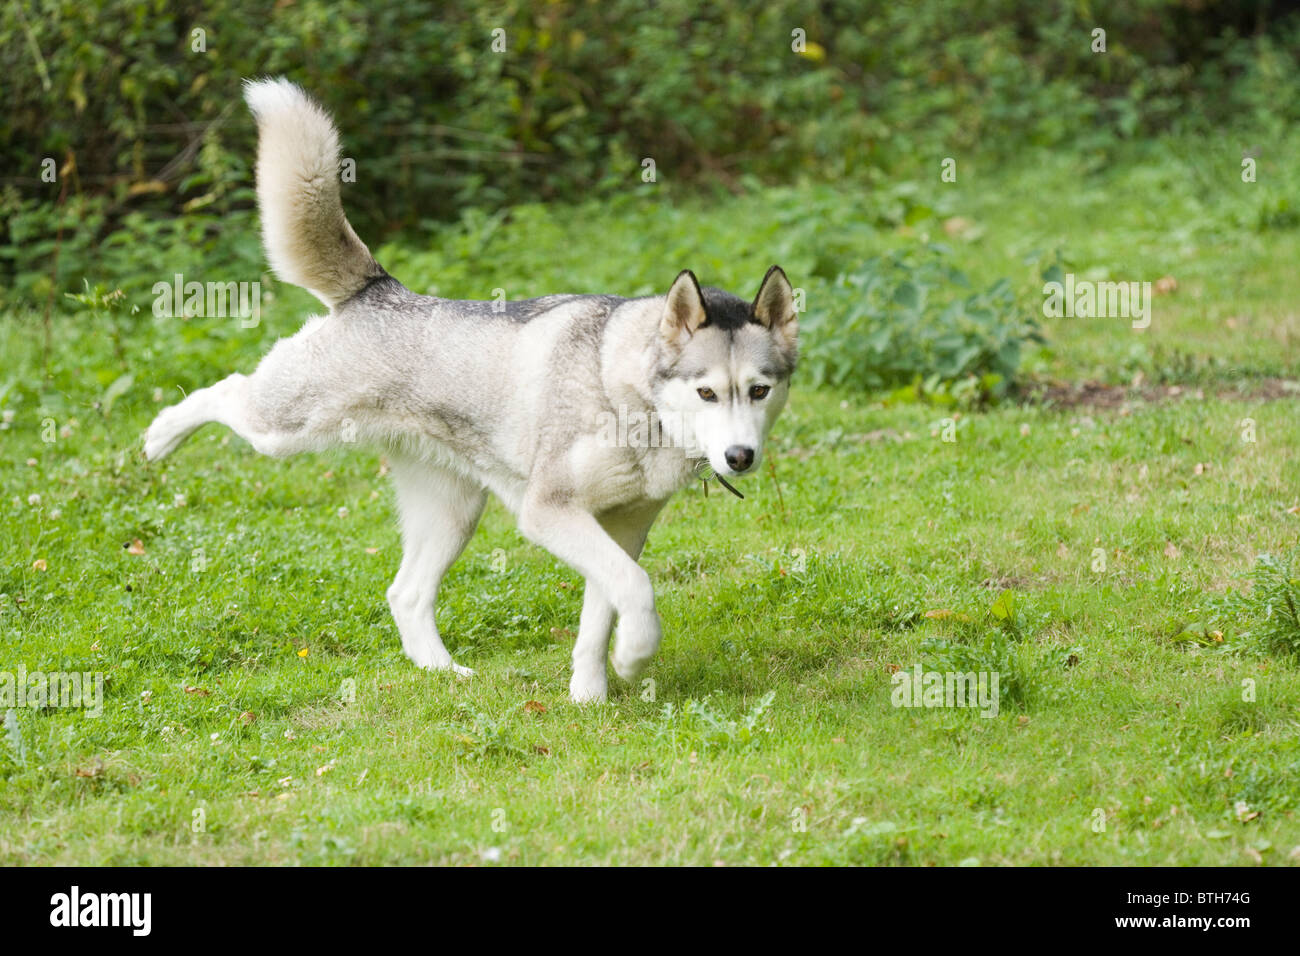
[243, 77, 385, 310]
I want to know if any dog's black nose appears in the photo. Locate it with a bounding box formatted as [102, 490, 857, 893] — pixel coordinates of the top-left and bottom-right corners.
[724, 445, 755, 472]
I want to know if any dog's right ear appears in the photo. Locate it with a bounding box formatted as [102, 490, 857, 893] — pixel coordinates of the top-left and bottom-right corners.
[660, 270, 708, 347]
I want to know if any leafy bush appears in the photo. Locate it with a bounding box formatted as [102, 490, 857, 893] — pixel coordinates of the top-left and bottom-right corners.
[799, 246, 1043, 398]
[7, 0, 1300, 299]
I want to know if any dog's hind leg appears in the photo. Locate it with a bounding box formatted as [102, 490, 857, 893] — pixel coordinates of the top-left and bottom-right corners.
[386, 458, 486, 675]
[144, 371, 321, 461]
[145, 374, 247, 461]
[569, 502, 663, 703]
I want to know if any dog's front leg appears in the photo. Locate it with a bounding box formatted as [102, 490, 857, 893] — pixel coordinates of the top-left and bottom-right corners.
[518, 497, 664, 699]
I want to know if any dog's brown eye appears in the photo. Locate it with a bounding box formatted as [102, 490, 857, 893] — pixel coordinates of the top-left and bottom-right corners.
[749, 384, 770, 400]
[697, 387, 717, 402]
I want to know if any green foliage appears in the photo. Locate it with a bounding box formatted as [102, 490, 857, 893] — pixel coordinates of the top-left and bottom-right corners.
[801, 246, 1042, 398]
[650, 691, 776, 751]
[1179, 547, 1300, 658]
[440, 704, 523, 762]
[3, 711, 26, 767]
[7, 0, 1300, 299]
[1251, 549, 1300, 657]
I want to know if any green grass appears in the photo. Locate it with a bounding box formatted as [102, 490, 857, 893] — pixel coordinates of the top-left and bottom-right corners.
[2, 138, 1299, 865]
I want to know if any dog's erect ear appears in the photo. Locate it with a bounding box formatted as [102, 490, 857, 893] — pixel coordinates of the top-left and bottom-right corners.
[752, 265, 797, 351]
[660, 269, 708, 347]
[752, 265, 794, 329]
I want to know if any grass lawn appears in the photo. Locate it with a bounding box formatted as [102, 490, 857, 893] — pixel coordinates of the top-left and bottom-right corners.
[1, 140, 1298, 865]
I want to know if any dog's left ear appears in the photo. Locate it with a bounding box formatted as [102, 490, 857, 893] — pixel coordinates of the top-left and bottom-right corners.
[752, 265, 797, 350]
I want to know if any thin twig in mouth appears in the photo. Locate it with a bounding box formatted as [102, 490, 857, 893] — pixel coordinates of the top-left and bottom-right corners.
[715, 474, 744, 499]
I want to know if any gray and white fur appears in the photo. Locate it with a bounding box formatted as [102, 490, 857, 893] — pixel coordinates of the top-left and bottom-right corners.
[144, 78, 798, 702]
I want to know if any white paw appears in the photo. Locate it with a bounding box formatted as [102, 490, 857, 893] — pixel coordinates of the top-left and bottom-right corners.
[143, 406, 187, 461]
[569, 670, 608, 704]
[611, 610, 661, 683]
[405, 645, 474, 677]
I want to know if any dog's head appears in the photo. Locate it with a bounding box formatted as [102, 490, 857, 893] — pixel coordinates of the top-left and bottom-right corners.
[652, 266, 798, 478]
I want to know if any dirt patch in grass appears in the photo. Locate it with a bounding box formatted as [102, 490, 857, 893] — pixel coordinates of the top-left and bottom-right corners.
[1022, 378, 1300, 410]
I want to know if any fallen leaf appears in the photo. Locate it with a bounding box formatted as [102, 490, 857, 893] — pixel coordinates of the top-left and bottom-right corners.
[125, 538, 146, 555]
[1164, 541, 1180, 559]
[924, 609, 972, 622]
[183, 685, 209, 696]
[1154, 275, 1178, 295]
[524, 700, 547, 714]
[239, 711, 256, 724]
[990, 590, 1016, 622]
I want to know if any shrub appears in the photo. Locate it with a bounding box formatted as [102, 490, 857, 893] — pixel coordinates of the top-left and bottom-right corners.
[799, 246, 1044, 399]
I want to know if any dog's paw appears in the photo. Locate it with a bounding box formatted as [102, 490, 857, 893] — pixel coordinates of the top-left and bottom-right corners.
[405, 643, 474, 677]
[569, 670, 608, 704]
[143, 406, 188, 461]
[424, 658, 475, 678]
[612, 610, 661, 683]
[425, 660, 475, 678]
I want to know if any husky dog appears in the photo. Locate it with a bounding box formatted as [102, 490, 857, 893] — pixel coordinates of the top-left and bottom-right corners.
[144, 79, 798, 702]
